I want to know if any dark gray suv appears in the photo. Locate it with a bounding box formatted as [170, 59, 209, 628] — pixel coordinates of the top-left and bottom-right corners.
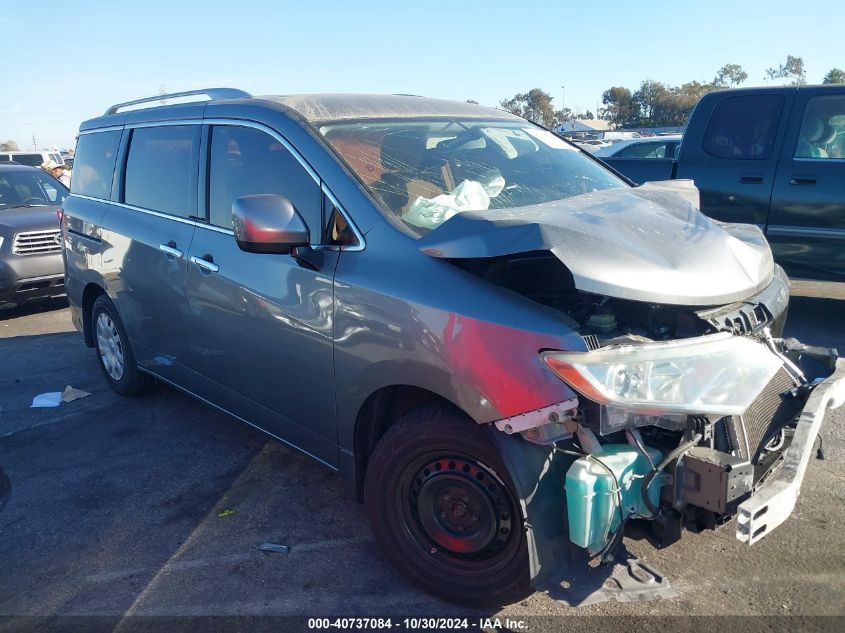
[0, 163, 68, 309]
[62, 89, 845, 607]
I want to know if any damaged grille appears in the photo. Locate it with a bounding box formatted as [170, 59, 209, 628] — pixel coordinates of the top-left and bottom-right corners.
[729, 368, 801, 464]
[698, 302, 772, 336]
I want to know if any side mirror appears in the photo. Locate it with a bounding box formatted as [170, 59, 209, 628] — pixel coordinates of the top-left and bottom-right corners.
[232, 194, 310, 255]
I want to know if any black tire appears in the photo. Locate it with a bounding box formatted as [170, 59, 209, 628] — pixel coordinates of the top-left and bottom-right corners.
[91, 294, 153, 397]
[364, 404, 531, 607]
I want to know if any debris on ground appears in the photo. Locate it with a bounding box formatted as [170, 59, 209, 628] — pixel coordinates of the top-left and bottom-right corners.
[61, 386, 90, 403]
[217, 509, 237, 518]
[30, 386, 91, 408]
[257, 542, 291, 554]
[30, 392, 62, 408]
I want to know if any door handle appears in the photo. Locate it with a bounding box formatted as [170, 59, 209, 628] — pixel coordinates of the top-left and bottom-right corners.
[789, 176, 817, 186]
[740, 173, 764, 184]
[190, 254, 219, 273]
[159, 241, 183, 259]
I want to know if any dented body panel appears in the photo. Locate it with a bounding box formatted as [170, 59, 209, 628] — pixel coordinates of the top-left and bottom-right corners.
[333, 222, 585, 453]
[419, 185, 774, 306]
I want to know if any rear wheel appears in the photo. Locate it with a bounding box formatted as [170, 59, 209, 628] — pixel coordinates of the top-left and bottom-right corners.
[91, 295, 153, 397]
[364, 404, 531, 607]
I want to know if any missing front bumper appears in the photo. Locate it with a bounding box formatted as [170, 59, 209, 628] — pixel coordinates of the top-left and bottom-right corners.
[736, 358, 845, 544]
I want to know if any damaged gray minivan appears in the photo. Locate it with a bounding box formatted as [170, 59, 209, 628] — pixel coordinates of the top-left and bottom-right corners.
[62, 89, 845, 607]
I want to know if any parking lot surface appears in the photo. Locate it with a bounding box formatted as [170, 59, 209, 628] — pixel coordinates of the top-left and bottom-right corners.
[1, 292, 844, 620]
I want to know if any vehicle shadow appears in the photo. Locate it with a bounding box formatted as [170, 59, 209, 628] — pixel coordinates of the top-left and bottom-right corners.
[0, 297, 69, 322]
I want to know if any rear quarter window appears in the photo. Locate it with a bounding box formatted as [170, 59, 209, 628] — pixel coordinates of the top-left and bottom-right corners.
[703, 95, 784, 160]
[71, 131, 122, 199]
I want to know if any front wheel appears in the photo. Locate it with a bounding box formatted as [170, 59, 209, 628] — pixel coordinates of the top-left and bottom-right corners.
[364, 405, 531, 607]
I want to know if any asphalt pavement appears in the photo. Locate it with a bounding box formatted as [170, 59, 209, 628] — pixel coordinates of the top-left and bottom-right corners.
[1, 291, 844, 624]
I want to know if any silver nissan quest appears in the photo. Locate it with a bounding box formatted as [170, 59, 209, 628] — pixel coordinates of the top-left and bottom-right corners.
[62, 89, 845, 607]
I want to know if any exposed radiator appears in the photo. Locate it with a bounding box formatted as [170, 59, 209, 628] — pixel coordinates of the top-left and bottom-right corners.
[731, 368, 800, 464]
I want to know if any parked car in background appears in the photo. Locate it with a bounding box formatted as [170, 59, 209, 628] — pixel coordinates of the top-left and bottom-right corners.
[602, 85, 845, 279]
[0, 151, 66, 169]
[62, 89, 844, 607]
[595, 135, 683, 182]
[570, 138, 614, 153]
[0, 163, 68, 309]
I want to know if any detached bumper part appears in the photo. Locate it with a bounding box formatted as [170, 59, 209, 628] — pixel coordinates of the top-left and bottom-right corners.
[736, 358, 845, 544]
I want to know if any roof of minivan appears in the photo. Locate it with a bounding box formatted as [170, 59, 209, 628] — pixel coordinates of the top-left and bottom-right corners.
[264, 94, 520, 123]
[81, 92, 523, 131]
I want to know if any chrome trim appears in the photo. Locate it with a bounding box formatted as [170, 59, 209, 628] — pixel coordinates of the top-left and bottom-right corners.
[71, 193, 109, 203]
[77, 125, 125, 135]
[111, 201, 199, 227]
[190, 255, 219, 273]
[322, 182, 366, 252]
[766, 225, 845, 240]
[137, 367, 338, 472]
[12, 229, 62, 256]
[159, 244, 184, 259]
[195, 222, 235, 236]
[792, 157, 845, 163]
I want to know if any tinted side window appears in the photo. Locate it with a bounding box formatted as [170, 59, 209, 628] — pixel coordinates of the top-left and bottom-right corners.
[125, 126, 198, 217]
[71, 131, 121, 199]
[208, 126, 320, 237]
[703, 95, 784, 160]
[617, 142, 667, 158]
[36, 172, 68, 203]
[13, 154, 43, 167]
[795, 94, 845, 159]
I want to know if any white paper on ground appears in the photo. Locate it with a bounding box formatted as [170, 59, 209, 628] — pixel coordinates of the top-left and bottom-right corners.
[31, 392, 62, 408]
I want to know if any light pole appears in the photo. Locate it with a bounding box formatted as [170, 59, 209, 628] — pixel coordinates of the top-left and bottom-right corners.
[561, 85, 565, 112]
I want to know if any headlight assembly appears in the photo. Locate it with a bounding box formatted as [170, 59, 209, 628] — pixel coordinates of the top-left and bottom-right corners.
[542, 333, 783, 417]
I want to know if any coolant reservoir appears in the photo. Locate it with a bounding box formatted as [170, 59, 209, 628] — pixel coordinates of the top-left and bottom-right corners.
[565, 444, 662, 553]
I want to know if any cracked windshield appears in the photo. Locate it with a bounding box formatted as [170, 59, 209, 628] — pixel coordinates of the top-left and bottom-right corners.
[320, 120, 625, 234]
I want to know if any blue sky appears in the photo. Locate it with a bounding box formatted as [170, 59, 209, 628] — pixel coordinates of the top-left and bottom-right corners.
[2, 0, 843, 150]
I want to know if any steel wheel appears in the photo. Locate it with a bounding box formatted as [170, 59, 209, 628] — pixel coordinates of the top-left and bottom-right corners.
[405, 456, 515, 564]
[96, 312, 125, 381]
[365, 405, 531, 607]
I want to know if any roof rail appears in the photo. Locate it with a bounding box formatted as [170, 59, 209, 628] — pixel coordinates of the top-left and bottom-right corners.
[104, 88, 252, 115]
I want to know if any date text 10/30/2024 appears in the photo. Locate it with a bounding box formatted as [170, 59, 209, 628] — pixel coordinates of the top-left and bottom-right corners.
[307, 617, 528, 630]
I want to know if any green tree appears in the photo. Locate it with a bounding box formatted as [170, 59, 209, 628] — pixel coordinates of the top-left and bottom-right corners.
[633, 80, 673, 127]
[766, 55, 806, 85]
[0, 140, 19, 151]
[713, 63, 748, 88]
[499, 88, 557, 128]
[599, 86, 637, 128]
[823, 68, 845, 84]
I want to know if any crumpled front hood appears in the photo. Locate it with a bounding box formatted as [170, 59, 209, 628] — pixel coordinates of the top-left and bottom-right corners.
[418, 185, 774, 306]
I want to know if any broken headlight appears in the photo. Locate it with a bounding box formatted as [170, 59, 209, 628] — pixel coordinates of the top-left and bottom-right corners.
[542, 333, 783, 417]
